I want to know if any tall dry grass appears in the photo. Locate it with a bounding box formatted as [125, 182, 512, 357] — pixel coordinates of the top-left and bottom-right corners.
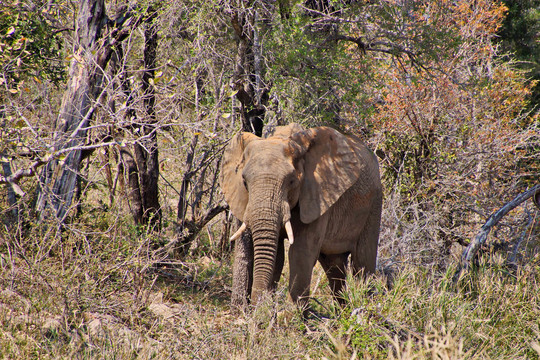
[1, 200, 539, 359]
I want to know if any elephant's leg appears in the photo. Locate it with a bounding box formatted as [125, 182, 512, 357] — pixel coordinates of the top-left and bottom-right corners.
[288, 213, 328, 313]
[271, 237, 285, 290]
[318, 252, 349, 305]
[351, 202, 381, 277]
[288, 244, 318, 310]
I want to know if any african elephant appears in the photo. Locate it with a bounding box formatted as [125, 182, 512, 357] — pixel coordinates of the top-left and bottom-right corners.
[220, 123, 382, 309]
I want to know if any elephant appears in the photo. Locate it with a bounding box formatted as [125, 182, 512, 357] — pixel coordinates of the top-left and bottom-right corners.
[220, 123, 382, 310]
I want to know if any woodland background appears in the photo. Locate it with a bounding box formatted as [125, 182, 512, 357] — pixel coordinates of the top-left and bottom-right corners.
[0, 0, 539, 358]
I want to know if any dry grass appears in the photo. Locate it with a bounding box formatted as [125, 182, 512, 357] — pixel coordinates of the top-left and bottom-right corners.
[0, 213, 319, 359]
[336, 258, 540, 359]
[1, 207, 539, 360]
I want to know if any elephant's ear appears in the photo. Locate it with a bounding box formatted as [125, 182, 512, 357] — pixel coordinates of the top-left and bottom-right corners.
[292, 127, 362, 224]
[220, 132, 259, 221]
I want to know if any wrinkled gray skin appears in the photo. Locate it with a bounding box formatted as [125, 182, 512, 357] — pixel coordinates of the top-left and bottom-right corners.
[220, 123, 382, 309]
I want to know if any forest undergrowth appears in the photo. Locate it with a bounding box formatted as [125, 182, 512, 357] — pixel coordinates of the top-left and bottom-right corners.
[1, 191, 539, 359]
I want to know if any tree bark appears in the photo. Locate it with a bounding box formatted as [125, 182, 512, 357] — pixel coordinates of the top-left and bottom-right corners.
[109, 7, 161, 228]
[231, 229, 254, 309]
[135, 7, 161, 228]
[120, 148, 144, 224]
[110, 44, 145, 226]
[35, 0, 108, 222]
[230, 7, 266, 136]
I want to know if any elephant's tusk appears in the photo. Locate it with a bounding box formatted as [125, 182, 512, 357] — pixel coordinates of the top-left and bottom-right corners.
[230, 222, 247, 241]
[285, 220, 294, 245]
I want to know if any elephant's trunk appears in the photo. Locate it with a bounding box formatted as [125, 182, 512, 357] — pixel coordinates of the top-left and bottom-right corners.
[246, 178, 287, 304]
[250, 210, 280, 303]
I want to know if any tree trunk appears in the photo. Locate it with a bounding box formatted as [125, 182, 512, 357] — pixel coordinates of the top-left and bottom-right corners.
[35, 0, 108, 222]
[228, 4, 270, 308]
[230, 7, 267, 136]
[111, 7, 161, 228]
[231, 229, 254, 309]
[109, 43, 145, 225]
[120, 148, 144, 224]
[135, 8, 161, 228]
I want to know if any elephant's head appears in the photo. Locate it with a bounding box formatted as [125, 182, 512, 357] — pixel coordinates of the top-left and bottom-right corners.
[220, 123, 363, 303]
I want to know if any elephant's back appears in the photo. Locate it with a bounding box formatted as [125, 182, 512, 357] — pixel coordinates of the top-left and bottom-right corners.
[346, 135, 381, 187]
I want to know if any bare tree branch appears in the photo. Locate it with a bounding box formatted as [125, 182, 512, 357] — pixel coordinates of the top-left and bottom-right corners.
[455, 184, 540, 280]
[0, 139, 144, 195]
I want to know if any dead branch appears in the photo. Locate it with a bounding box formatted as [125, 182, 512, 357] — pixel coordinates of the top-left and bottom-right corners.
[455, 183, 540, 279]
[0, 139, 140, 196]
[175, 204, 229, 257]
[0, 159, 44, 196]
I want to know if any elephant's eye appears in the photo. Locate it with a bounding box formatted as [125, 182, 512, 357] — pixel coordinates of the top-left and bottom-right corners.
[243, 179, 248, 190]
[289, 176, 298, 187]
